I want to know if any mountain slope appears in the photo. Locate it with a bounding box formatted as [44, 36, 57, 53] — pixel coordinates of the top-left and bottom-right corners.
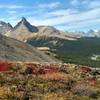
[27, 37, 100, 67]
[0, 34, 59, 63]
[0, 21, 13, 35]
[36, 26, 81, 40]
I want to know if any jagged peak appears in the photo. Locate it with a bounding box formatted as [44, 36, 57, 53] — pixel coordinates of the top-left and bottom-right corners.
[13, 17, 38, 32]
[21, 17, 27, 23]
[7, 23, 13, 28]
[22, 17, 26, 20]
[0, 21, 13, 28]
[0, 21, 8, 25]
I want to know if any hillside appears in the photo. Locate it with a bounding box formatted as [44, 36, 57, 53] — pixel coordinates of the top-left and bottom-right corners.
[0, 62, 100, 99]
[27, 37, 100, 67]
[0, 34, 59, 63]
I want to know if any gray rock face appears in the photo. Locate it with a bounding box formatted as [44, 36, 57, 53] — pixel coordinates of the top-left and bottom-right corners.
[37, 26, 61, 36]
[0, 21, 13, 35]
[0, 34, 59, 63]
[13, 17, 38, 32]
[6, 17, 38, 41]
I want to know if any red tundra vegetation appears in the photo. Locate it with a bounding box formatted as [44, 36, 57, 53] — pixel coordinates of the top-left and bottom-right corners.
[0, 61, 59, 74]
[0, 61, 99, 100]
[79, 66, 92, 73]
[86, 77, 97, 85]
[0, 61, 12, 71]
[38, 66, 58, 74]
[27, 65, 58, 75]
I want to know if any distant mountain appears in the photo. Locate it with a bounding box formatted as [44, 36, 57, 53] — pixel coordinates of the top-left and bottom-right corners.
[5, 18, 80, 41]
[6, 17, 38, 41]
[0, 17, 99, 39]
[83, 29, 100, 37]
[84, 30, 96, 37]
[93, 30, 100, 37]
[0, 34, 59, 63]
[0, 21, 13, 35]
[37, 26, 82, 40]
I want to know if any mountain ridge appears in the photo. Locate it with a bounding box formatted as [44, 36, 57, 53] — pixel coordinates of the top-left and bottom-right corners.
[0, 17, 99, 38]
[0, 21, 13, 35]
[3, 17, 84, 41]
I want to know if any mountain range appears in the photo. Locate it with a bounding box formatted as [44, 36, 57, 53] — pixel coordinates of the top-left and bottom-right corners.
[0, 17, 100, 67]
[0, 17, 98, 39]
[5, 17, 83, 42]
[0, 17, 99, 40]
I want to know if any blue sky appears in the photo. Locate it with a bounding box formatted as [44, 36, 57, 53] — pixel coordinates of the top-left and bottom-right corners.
[0, 0, 100, 32]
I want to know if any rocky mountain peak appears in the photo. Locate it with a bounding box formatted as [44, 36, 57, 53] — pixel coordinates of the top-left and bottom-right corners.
[13, 17, 38, 33]
[21, 17, 27, 22]
[0, 21, 13, 35]
[7, 23, 13, 28]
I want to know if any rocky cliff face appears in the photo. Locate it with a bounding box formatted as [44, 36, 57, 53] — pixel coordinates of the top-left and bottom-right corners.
[0, 21, 13, 35]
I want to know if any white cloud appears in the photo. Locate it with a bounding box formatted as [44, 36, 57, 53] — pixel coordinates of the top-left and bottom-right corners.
[62, 18, 100, 30]
[35, 8, 100, 25]
[71, 0, 80, 6]
[7, 10, 17, 14]
[81, 0, 91, 5]
[89, 1, 100, 8]
[36, 2, 61, 9]
[71, 0, 100, 9]
[0, 18, 5, 21]
[46, 8, 79, 17]
[0, 2, 61, 10]
[0, 4, 25, 9]
[26, 7, 100, 31]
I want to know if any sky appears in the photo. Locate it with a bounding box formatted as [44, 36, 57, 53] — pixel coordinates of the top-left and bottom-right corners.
[0, 0, 100, 32]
